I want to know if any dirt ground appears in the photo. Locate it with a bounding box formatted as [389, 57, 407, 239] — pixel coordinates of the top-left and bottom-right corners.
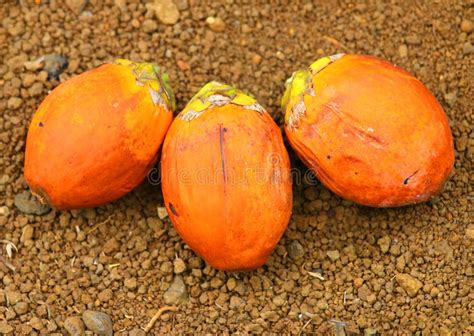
[0, 0, 473, 335]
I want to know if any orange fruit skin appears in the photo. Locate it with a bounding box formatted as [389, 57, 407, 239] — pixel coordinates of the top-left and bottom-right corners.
[24, 63, 173, 209]
[285, 55, 454, 207]
[161, 105, 292, 271]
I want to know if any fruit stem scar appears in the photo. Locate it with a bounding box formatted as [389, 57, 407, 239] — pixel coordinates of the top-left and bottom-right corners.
[219, 124, 227, 185]
[403, 170, 419, 185]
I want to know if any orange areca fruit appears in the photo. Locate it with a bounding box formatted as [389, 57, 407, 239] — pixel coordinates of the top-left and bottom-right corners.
[24, 59, 175, 209]
[161, 82, 292, 271]
[282, 54, 454, 207]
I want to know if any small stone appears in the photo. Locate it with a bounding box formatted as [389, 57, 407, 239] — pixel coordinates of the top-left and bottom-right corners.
[20, 225, 34, 242]
[0, 321, 14, 334]
[272, 294, 286, 306]
[358, 285, 375, 303]
[43, 54, 68, 80]
[163, 276, 188, 305]
[456, 133, 468, 152]
[22, 74, 36, 87]
[395, 273, 423, 297]
[113, 0, 127, 11]
[124, 277, 137, 290]
[229, 295, 244, 309]
[399, 44, 408, 58]
[377, 236, 391, 254]
[82, 310, 113, 336]
[14, 301, 29, 315]
[461, 19, 473, 33]
[251, 53, 262, 65]
[287, 240, 304, 259]
[148, 0, 180, 25]
[462, 42, 474, 55]
[444, 91, 457, 106]
[465, 226, 474, 240]
[157, 207, 168, 219]
[103, 238, 120, 254]
[142, 19, 158, 33]
[129, 328, 146, 336]
[64, 316, 85, 336]
[28, 82, 44, 97]
[405, 35, 421, 45]
[6, 291, 22, 305]
[29, 316, 44, 330]
[7, 97, 23, 110]
[206, 17, 226, 32]
[14, 190, 50, 215]
[0, 206, 10, 217]
[173, 258, 186, 274]
[98, 289, 113, 302]
[364, 328, 378, 336]
[354, 278, 364, 288]
[177, 60, 190, 71]
[66, 0, 88, 13]
[327, 250, 340, 261]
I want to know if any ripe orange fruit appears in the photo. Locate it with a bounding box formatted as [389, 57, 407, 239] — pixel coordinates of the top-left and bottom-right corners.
[24, 59, 175, 209]
[161, 82, 292, 271]
[282, 54, 454, 207]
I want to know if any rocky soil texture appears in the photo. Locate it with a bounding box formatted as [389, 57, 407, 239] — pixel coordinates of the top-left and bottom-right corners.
[0, 0, 473, 335]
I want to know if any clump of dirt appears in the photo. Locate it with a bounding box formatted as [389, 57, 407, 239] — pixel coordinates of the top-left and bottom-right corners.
[0, 1, 472, 335]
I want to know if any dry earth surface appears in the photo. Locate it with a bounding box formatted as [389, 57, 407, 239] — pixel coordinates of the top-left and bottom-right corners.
[0, 0, 473, 335]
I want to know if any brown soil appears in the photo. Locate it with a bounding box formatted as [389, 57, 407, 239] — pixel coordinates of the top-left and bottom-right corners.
[0, 1, 473, 335]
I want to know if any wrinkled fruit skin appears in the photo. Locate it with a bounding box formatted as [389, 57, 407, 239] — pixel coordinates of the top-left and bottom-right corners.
[282, 54, 454, 207]
[161, 82, 292, 271]
[24, 60, 175, 209]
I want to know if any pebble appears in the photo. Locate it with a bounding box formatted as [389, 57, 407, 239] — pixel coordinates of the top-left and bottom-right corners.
[142, 19, 158, 33]
[377, 236, 391, 254]
[129, 328, 146, 336]
[65, 0, 88, 14]
[157, 206, 168, 219]
[7, 97, 23, 110]
[98, 289, 113, 302]
[327, 249, 340, 261]
[229, 295, 244, 309]
[460, 19, 473, 33]
[173, 257, 186, 274]
[465, 226, 474, 240]
[0, 206, 10, 217]
[287, 240, 304, 259]
[462, 42, 473, 55]
[358, 285, 376, 303]
[395, 273, 423, 297]
[148, 0, 180, 25]
[0, 321, 14, 334]
[364, 328, 378, 336]
[24, 58, 44, 71]
[42, 54, 68, 80]
[206, 17, 226, 32]
[82, 310, 113, 336]
[163, 275, 188, 305]
[124, 277, 137, 290]
[29, 316, 44, 330]
[250, 53, 262, 65]
[398, 44, 408, 58]
[64, 316, 85, 336]
[14, 301, 29, 315]
[14, 190, 50, 215]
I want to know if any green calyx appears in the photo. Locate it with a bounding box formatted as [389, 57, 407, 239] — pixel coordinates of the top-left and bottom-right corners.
[281, 53, 345, 129]
[116, 59, 176, 112]
[180, 81, 265, 121]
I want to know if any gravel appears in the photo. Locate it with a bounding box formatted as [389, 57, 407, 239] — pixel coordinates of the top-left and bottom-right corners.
[0, 1, 472, 334]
